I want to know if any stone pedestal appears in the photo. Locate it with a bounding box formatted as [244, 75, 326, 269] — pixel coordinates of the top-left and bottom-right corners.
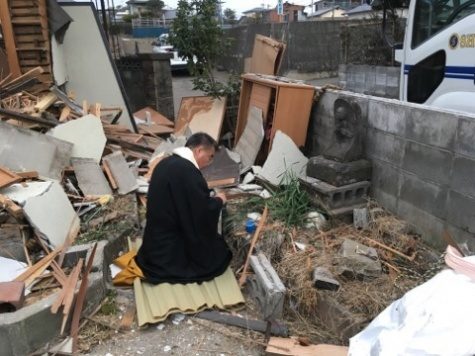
[307, 155, 372, 187]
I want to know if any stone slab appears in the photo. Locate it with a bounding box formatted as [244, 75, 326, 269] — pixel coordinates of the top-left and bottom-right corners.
[0, 121, 73, 181]
[337, 238, 381, 280]
[72, 158, 112, 196]
[248, 253, 286, 320]
[306, 156, 372, 187]
[102, 151, 138, 195]
[353, 207, 369, 230]
[48, 114, 106, 163]
[312, 267, 340, 291]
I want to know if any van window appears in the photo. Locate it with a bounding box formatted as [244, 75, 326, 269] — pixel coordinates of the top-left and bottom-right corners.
[412, 0, 475, 48]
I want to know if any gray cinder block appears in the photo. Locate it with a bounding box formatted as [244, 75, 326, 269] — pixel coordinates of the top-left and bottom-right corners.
[248, 253, 286, 320]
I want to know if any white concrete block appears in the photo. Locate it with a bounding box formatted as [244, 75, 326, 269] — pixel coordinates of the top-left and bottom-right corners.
[259, 130, 308, 186]
[48, 114, 106, 163]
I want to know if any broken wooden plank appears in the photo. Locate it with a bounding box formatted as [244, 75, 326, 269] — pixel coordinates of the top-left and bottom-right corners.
[239, 205, 268, 286]
[102, 161, 118, 190]
[265, 337, 349, 356]
[0, 166, 23, 189]
[34, 92, 57, 112]
[14, 245, 61, 287]
[0, 194, 24, 219]
[15, 170, 39, 179]
[70, 243, 97, 352]
[0, 107, 58, 127]
[60, 258, 84, 334]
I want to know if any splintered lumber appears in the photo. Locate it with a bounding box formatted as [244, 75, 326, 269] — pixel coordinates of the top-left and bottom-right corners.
[239, 205, 268, 286]
[0, 166, 23, 189]
[60, 258, 84, 334]
[70, 243, 98, 352]
[0, 194, 23, 219]
[0, 107, 58, 127]
[34, 92, 57, 113]
[265, 337, 349, 356]
[14, 246, 62, 287]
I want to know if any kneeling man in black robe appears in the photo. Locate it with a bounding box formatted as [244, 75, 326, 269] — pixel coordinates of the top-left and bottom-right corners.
[136, 132, 232, 284]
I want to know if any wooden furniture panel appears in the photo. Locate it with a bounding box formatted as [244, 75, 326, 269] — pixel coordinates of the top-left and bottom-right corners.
[235, 73, 315, 152]
[271, 86, 315, 148]
[249, 83, 272, 121]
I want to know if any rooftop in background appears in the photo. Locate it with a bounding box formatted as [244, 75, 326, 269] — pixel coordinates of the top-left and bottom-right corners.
[345, 3, 373, 14]
[242, 6, 271, 14]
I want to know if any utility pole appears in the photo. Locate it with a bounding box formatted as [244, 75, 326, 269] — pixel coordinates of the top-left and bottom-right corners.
[99, 0, 109, 40]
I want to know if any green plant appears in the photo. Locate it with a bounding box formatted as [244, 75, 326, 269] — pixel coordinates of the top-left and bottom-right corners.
[268, 171, 311, 227]
[170, 0, 239, 98]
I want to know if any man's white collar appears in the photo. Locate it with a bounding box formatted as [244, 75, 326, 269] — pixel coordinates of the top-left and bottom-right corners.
[172, 147, 199, 169]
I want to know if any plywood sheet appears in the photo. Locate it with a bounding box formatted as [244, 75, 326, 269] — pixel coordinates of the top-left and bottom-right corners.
[249, 35, 285, 76]
[72, 158, 112, 196]
[175, 96, 226, 141]
[233, 106, 264, 171]
[102, 151, 138, 195]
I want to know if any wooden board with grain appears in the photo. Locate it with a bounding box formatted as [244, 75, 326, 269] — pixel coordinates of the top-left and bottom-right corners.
[249, 35, 285, 76]
[175, 96, 226, 141]
[0, 166, 23, 189]
[265, 337, 349, 356]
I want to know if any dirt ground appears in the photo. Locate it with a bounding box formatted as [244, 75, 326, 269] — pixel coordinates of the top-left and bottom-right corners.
[86, 289, 264, 356]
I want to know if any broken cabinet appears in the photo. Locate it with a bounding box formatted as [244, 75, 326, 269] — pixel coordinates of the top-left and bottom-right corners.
[235, 73, 315, 152]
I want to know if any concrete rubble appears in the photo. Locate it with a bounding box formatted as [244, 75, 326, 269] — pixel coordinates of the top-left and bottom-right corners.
[337, 238, 382, 279]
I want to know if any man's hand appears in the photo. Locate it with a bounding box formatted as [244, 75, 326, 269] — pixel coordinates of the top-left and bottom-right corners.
[215, 192, 227, 205]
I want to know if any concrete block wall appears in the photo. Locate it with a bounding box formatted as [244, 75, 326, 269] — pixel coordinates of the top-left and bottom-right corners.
[221, 19, 344, 75]
[339, 64, 400, 98]
[307, 90, 475, 250]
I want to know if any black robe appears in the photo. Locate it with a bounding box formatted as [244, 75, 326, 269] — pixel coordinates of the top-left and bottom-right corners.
[135, 154, 232, 284]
